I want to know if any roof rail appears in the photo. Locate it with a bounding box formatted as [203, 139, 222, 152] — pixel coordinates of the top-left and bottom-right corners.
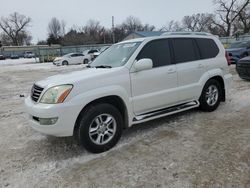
[161, 32, 214, 36]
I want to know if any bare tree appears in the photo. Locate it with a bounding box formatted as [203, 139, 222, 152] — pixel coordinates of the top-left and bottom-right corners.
[161, 20, 183, 32]
[214, 0, 250, 36]
[182, 14, 212, 32]
[121, 16, 144, 32]
[0, 12, 31, 46]
[237, 4, 250, 33]
[48, 17, 64, 39]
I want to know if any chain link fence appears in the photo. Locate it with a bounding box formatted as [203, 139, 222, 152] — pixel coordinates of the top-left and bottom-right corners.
[0, 44, 111, 63]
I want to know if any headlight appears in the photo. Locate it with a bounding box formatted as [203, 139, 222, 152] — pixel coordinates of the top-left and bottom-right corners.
[40, 85, 73, 104]
[53, 58, 62, 62]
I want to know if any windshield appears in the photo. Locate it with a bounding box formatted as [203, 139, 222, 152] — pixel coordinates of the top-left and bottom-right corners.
[90, 42, 141, 68]
[229, 42, 248, 48]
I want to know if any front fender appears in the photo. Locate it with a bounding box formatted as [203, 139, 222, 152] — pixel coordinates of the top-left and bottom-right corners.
[69, 85, 134, 125]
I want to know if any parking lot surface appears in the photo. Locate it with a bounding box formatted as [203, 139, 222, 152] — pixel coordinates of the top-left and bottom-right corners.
[0, 63, 249, 188]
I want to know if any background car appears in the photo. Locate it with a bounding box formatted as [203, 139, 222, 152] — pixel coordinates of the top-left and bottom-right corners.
[24, 51, 36, 58]
[236, 56, 250, 80]
[53, 53, 86, 66]
[226, 41, 250, 64]
[0, 55, 5, 60]
[10, 54, 19, 59]
[82, 49, 99, 63]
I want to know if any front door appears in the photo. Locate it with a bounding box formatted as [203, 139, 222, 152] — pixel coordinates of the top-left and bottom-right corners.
[130, 39, 178, 115]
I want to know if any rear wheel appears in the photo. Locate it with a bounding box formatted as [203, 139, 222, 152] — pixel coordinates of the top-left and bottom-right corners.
[76, 103, 123, 153]
[199, 79, 222, 112]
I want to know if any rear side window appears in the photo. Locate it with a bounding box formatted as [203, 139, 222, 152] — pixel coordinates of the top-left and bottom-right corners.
[137, 39, 172, 67]
[172, 38, 199, 63]
[196, 38, 219, 59]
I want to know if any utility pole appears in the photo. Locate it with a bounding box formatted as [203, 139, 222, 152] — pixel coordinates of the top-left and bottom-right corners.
[112, 16, 115, 43]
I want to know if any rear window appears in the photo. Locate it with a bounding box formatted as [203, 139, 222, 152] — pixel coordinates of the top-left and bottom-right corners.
[195, 38, 219, 59]
[172, 38, 200, 63]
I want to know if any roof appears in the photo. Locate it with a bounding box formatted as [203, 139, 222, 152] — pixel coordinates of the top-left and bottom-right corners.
[133, 31, 165, 37]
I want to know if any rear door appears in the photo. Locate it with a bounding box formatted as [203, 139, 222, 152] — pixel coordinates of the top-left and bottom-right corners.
[130, 39, 178, 115]
[172, 38, 205, 102]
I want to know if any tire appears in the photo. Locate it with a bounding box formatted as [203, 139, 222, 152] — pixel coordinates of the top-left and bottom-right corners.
[83, 59, 89, 64]
[199, 79, 222, 112]
[76, 103, 123, 153]
[62, 61, 68, 66]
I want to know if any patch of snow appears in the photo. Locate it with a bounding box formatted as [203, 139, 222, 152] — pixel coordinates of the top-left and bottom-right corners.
[0, 58, 38, 66]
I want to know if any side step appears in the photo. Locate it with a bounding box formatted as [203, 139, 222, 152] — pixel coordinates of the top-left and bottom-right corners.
[133, 100, 200, 124]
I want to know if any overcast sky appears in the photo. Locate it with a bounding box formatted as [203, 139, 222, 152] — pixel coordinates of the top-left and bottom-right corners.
[0, 0, 215, 43]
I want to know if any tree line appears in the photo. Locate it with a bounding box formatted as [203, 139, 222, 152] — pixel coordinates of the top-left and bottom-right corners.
[0, 0, 249, 46]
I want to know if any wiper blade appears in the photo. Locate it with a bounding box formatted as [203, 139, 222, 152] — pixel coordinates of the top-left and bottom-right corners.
[94, 65, 112, 68]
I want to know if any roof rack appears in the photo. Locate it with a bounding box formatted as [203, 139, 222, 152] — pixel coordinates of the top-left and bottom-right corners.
[161, 32, 214, 36]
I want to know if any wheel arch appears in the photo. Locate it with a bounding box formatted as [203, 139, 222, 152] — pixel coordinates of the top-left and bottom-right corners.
[203, 75, 225, 102]
[73, 95, 129, 137]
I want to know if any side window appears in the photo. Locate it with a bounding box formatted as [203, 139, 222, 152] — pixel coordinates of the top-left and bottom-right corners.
[196, 38, 219, 59]
[172, 38, 199, 63]
[71, 54, 77, 57]
[137, 39, 172, 67]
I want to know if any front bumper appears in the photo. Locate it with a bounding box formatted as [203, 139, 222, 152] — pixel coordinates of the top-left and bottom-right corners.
[25, 96, 82, 137]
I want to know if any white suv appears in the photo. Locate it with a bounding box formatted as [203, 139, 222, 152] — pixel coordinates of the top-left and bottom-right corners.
[25, 33, 232, 153]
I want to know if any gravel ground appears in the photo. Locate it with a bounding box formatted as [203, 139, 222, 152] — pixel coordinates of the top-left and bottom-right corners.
[0, 63, 249, 188]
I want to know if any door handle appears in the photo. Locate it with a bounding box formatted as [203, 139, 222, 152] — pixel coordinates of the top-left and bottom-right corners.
[167, 68, 176, 74]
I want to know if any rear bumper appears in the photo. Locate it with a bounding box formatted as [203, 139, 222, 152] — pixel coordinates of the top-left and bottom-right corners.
[224, 73, 233, 92]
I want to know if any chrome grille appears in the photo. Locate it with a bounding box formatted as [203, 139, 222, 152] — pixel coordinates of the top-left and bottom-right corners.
[31, 84, 44, 102]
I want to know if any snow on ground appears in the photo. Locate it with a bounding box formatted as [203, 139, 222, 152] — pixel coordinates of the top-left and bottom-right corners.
[0, 58, 38, 66]
[0, 64, 250, 187]
[0, 58, 87, 72]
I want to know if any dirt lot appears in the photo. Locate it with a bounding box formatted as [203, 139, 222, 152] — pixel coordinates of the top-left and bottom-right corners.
[0, 63, 249, 188]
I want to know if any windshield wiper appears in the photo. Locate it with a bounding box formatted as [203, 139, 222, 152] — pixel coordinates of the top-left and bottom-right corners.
[94, 65, 112, 68]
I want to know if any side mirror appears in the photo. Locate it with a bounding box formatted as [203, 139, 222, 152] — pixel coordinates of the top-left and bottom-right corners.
[134, 58, 153, 72]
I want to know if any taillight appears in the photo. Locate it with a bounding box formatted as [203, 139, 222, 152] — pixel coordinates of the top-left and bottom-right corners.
[225, 52, 231, 66]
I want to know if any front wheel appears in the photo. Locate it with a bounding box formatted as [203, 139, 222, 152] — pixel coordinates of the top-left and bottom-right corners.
[76, 103, 123, 153]
[199, 79, 222, 112]
[62, 61, 68, 66]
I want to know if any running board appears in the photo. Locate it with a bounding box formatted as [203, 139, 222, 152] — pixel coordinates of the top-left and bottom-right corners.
[133, 101, 200, 124]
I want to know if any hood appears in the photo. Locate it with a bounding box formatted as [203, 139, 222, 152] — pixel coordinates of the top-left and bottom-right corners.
[36, 68, 114, 88]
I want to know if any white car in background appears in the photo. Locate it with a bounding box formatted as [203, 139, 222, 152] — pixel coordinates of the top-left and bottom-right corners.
[24, 51, 36, 58]
[82, 49, 100, 63]
[53, 53, 88, 66]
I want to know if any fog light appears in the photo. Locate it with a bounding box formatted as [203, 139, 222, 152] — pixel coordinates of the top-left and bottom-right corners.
[39, 117, 58, 125]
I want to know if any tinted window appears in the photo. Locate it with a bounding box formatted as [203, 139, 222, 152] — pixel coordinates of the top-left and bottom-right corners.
[196, 38, 219, 59]
[172, 38, 199, 63]
[71, 54, 77, 57]
[137, 39, 172, 67]
[88, 50, 98, 54]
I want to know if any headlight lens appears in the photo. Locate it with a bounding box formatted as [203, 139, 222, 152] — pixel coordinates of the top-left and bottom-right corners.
[40, 85, 73, 104]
